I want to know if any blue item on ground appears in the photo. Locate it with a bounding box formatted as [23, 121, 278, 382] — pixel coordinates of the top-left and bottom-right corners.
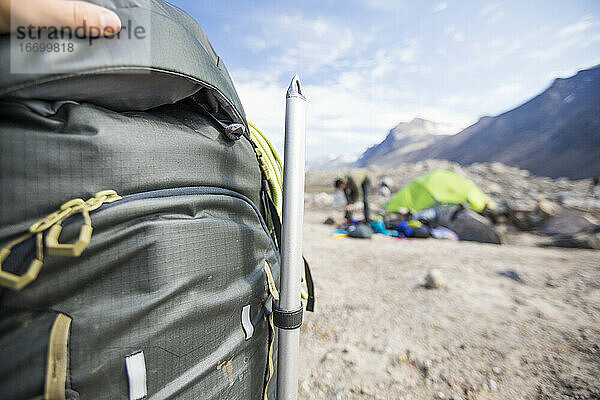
[397, 221, 413, 237]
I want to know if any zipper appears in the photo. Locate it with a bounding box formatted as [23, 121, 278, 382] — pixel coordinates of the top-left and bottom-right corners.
[0, 186, 279, 291]
[99, 186, 273, 243]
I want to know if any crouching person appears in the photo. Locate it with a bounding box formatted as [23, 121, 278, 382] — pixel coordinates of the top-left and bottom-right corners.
[334, 171, 372, 222]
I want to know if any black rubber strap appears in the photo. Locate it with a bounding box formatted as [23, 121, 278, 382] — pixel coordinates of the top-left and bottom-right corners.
[303, 257, 315, 312]
[273, 300, 303, 330]
[265, 191, 282, 247]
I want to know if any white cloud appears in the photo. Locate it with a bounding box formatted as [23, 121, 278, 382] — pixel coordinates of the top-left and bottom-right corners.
[526, 17, 600, 62]
[246, 13, 367, 79]
[361, 0, 405, 11]
[230, 5, 600, 161]
[444, 26, 465, 42]
[398, 38, 420, 62]
[557, 15, 597, 38]
[243, 36, 267, 53]
[479, 3, 504, 23]
[432, 2, 448, 12]
[236, 73, 472, 160]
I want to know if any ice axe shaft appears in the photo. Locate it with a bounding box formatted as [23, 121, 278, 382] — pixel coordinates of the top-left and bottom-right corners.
[276, 75, 306, 400]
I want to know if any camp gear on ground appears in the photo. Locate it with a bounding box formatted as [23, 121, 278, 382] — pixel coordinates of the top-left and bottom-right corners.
[385, 170, 494, 213]
[436, 206, 502, 244]
[383, 216, 411, 231]
[414, 208, 438, 226]
[347, 222, 374, 239]
[276, 75, 307, 400]
[371, 220, 395, 236]
[0, 2, 312, 398]
[411, 225, 431, 238]
[397, 221, 413, 237]
[431, 227, 459, 241]
[408, 220, 423, 228]
[371, 220, 386, 234]
[396, 221, 430, 238]
[330, 230, 349, 238]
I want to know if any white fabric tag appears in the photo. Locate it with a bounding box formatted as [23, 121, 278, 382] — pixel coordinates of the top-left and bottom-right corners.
[125, 351, 147, 400]
[241, 304, 254, 340]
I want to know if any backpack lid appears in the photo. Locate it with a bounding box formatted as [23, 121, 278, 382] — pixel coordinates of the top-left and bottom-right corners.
[0, 0, 246, 125]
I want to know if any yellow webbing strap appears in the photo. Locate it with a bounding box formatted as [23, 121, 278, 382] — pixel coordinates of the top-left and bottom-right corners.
[264, 261, 279, 301]
[263, 313, 276, 400]
[263, 261, 279, 400]
[45, 313, 72, 400]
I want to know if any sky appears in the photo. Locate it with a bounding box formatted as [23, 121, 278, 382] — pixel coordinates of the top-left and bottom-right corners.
[168, 0, 600, 161]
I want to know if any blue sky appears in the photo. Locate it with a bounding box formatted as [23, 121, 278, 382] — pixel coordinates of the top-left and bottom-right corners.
[168, 0, 600, 161]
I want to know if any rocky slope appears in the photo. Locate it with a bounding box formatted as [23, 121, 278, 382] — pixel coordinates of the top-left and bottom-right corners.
[355, 65, 600, 179]
[354, 118, 449, 167]
[307, 160, 600, 216]
[307, 153, 360, 171]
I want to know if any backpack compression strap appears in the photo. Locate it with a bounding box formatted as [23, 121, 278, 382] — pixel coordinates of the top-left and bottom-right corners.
[263, 193, 315, 312]
[246, 123, 315, 313]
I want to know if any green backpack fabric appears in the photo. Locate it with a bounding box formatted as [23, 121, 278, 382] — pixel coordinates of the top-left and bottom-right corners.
[0, 1, 281, 399]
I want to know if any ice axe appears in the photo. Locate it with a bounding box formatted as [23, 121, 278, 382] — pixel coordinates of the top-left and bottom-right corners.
[275, 75, 306, 400]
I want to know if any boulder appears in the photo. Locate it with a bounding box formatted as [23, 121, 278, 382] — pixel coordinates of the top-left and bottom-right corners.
[425, 269, 446, 289]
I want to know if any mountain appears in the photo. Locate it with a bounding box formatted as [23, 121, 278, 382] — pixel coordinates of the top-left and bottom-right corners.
[306, 153, 360, 171]
[354, 118, 450, 167]
[398, 65, 600, 179]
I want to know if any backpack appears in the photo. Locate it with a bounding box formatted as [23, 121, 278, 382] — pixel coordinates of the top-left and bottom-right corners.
[0, 1, 305, 398]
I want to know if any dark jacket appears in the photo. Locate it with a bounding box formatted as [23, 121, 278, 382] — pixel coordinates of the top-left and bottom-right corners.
[343, 171, 368, 204]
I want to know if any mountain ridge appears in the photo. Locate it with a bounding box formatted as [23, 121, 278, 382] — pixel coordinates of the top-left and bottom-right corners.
[354, 64, 600, 179]
[354, 118, 450, 167]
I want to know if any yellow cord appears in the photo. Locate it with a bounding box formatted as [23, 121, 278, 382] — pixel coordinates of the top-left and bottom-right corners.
[248, 120, 308, 304]
[248, 120, 283, 216]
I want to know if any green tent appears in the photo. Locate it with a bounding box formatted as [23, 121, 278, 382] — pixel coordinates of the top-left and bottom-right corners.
[385, 170, 494, 213]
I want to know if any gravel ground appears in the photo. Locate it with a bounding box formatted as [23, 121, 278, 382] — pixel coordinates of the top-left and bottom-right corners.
[298, 210, 600, 400]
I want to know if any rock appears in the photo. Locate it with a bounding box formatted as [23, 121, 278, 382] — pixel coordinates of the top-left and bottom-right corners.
[547, 228, 600, 250]
[485, 181, 503, 194]
[321, 352, 335, 363]
[436, 392, 446, 399]
[488, 379, 498, 391]
[424, 269, 446, 289]
[497, 269, 525, 284]
[313, 192, 334, 208]
[546, 278, 559, 287]
[492, 367, 503, 375]
[538, 210, 596, 236]
[556, 191, 573, 204]
[537, 199, 562, 217]
[301, 381, 311, 393]
[490, 162, 510, 175]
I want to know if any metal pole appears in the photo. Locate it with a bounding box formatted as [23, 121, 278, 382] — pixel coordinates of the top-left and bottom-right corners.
[276, 75, 306, 400]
